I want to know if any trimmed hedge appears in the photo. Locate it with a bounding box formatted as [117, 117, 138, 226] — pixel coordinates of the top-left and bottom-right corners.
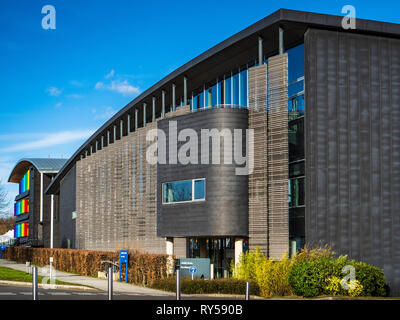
[3, 246, 169, 286]
[151, 277, 260, 296]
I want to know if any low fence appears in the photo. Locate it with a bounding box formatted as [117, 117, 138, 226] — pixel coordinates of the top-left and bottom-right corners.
[3, 246, 170, 286]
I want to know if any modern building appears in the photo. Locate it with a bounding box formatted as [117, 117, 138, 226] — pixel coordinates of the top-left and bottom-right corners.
[40, 9, 400, 293]
[8, 158, 67, 248]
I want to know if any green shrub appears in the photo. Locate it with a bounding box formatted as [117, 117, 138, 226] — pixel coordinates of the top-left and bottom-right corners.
[150, 277, 260, 296]
[232, 248, 295, 297]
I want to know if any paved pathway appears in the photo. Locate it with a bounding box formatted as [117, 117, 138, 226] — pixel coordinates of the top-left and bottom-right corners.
[0, 259, 174, 296]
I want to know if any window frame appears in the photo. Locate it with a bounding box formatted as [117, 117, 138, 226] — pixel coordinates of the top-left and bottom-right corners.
[162, 178, 206, 204]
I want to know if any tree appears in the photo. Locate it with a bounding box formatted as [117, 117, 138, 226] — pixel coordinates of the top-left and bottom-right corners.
[0, 179, 10, 217]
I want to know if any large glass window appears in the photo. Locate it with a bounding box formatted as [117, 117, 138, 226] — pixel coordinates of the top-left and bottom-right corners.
[288, 94, 305, 120]
[217, 80, 223, 105]
[232, 72, 239, 106]
[163, 178, 205, 204]
[288, 119, 304, 162]
[288, 177, 305, 207]
[224, 75, 231, 105]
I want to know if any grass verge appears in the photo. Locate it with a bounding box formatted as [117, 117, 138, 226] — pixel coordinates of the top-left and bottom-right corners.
[0, 266, 82, 286]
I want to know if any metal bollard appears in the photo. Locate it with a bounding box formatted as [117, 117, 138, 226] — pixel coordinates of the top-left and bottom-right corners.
[108, 266, 113, 300]
[176, 269, 181, 300]
[245, 281, 250, 300]
[32, 266, 38, 300]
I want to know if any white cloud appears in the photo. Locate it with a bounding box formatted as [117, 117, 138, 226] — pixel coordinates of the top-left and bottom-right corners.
[92, 106, 117, 120]
[105, 69, 115, 79]
[55, 102, 62, 108]
[0, 129, 95, 153]
[46, 86, 62, 97]
[95, 70, 141, 97]
[70, 80, 84, 87]
[66, 94, 83, 99]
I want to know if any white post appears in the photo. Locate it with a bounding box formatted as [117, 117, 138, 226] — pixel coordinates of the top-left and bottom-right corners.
[50, 194, 54, 248]
[234, 238, 243, 267]
[166, 238, 174, 275]
[40, 172, 43, 222]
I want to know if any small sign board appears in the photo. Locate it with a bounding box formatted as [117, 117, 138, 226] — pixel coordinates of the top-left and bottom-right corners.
[177, 258, 210, 279]
[119, 250, 129, 283]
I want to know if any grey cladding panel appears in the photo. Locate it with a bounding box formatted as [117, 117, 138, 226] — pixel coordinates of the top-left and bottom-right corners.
[157, 108, 249, 238]
[305, 28, 400, 295]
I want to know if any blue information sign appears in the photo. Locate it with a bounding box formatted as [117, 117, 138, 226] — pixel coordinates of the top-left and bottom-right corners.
[119, 250, 128, 283]
[190, 267, 197, 274]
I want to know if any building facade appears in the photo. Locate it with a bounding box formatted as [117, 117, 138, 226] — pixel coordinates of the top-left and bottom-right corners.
[8, 158, 67, 248]
[43, 10, 400, 294]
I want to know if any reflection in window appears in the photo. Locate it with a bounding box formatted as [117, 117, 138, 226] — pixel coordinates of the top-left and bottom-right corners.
[288, 95, 305, 120]
[224, 76, 231, 105]
[288, 177, 305, 207]
[163, 178, 206, 204]
[232, 72, 239, 106]
[288, 119, 304, 162]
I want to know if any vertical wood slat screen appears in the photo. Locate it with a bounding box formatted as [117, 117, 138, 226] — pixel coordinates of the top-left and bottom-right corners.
[76, 121, 165, 253]
[267, 54, 289, 259]
[248, 64, 269, 254]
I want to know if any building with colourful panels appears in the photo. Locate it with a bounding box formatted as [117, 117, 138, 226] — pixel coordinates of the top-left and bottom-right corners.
[32, 9, 399, 294]
[8, 158, 67, 247]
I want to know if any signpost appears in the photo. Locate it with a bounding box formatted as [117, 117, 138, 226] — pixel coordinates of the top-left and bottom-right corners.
[189, 266, 197, 280]
[119, 250, 128, 283]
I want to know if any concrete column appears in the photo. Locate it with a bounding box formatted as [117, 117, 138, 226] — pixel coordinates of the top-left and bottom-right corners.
[166, 237, 174, 275]
[50, 194, 54, 248]
[107, 130, 110, 145]
[113, 125, 117, 142]
[258, 36, 263, 65]
[40, 172, 43, 222]
[135, 109, 139, 130]
[95, 140, 98, 152]
[162, 90, 166, 117]
[127, 113, 131, 134]
[120, 119, 124, 138]
[143, 103, 147, 127]
[172, 83, 176, 111]
[90, 145, 93, 155]
[101, 135, 104, 148]
[152, 96, 156, 122]
[234, 238, 243, 266]
[184, 76, 188, 105]
[279, 27, 284, 55]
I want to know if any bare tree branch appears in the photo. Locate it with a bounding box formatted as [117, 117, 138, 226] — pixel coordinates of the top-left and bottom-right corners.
[0, 179, 10, 217]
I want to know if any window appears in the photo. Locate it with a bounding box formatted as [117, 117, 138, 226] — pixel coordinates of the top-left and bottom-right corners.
[288, 177, 305, 207]
[224, 75, 231, 105]
[162, 178, 206, 204]
[217, 80, 223, 105]
[232, 72, 239, 106]
[288, 119, 304, 162]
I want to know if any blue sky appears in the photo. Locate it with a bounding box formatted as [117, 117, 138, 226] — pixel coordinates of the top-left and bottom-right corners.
[0, 0, 399, 215]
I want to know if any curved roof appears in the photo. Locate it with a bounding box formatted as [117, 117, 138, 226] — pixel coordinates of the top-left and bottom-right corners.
[8, 158, 68, 183]
[45, 8, 400, 194]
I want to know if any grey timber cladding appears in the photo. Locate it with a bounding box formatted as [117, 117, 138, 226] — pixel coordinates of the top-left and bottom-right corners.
[157, 108, 249, 238]
[76, 122, 165, 253]
[59, 165, 76, 248]
[305, 28, 400, 295]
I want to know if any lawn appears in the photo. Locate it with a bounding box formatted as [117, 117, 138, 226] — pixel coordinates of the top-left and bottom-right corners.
[0, 266, 80, 286]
